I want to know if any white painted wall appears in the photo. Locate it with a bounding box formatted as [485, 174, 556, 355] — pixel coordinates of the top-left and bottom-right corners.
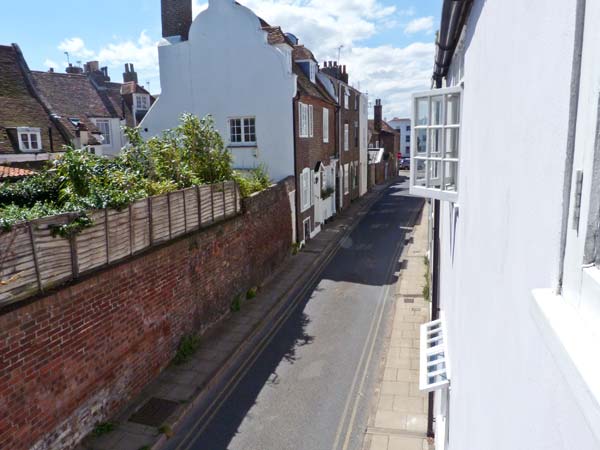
[140, 0, 297, 182]
[388, 118, 410, 158]
[359, 93, 369, 195]
[433, 0, 599, 448]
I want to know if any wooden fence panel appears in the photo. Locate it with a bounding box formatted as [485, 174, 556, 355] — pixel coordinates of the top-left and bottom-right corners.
[212, 183, 225, 221]
[199, 185, 213, 226]
[107, 209, 131, 263]
[76, 211, 108, 274]
[0, 226, 39, 306]
[32, 215, 73, 289]
[169, 191, 186, 238]
[184, 187, 199, 232]
[0, 182, 241, 308]
[151, 196, 170, 243]
[131, 199, 150, 253]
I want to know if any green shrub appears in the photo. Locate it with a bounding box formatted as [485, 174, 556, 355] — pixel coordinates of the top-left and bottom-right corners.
[234, 165, 271, 198]
[230, 295, 242, 312]
[0, 114, 234, 232]
[246, 287, 258, 300]
[92, 422, 115, 437]
[172, 334, 201, 365]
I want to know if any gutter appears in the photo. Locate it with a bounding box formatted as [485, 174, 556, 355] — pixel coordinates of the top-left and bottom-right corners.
[433, 0, 473, 87]
[292, 94, 301, 243]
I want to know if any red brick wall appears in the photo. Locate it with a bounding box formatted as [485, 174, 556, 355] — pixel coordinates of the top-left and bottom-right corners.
[0, 179, 293, 450]
[294, 96, 336, 239]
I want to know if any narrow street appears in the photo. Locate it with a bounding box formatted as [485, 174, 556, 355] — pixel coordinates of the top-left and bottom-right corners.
[165, 177, 425, 450]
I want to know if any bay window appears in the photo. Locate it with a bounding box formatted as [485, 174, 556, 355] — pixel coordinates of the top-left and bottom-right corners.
[410, 86, 462, 202]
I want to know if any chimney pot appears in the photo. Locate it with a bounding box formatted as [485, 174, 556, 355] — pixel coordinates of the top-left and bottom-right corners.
[162, 0, 193, 41]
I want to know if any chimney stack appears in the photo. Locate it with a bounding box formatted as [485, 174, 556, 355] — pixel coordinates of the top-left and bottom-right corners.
[374, 99, 383, 133]
[84, 61, 100, 73]
[65, 63, 83, 74]
[162, 0, 193, 41]
[123, 63, 139, 83]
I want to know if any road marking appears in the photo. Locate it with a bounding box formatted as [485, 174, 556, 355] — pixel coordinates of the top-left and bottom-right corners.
[330, 231, 405, 450]
[172, 187, 390, 450]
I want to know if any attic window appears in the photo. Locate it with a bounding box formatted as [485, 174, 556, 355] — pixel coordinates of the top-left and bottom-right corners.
[17, 127, 41, 152]
[135, 94, 150, 110]
[69, 118, 81, 127]
[309, 62, 316, 83]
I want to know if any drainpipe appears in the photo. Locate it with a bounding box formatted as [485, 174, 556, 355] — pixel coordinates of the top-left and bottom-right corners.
[427, 198, 441, 438]
[293, 95, 301, 243]
[557, 0, 586, 293]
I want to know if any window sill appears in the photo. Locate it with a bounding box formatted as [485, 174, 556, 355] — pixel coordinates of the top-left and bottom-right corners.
[531, 288, 600, 442]
[227, 144, 257, 149]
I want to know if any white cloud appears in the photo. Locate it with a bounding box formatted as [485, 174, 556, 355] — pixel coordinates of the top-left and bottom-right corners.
[58, 37, 95, 58]
[52, 33, 160, 92]
[43, 59, 61, 70]
[404, 16, 434, 35]
[49, 1, 435, 116]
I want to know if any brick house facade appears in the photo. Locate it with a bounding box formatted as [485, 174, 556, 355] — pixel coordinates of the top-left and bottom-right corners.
[320, 63, 363, 210]
[292, 58, 337, 242]
[369, 99, 399, 179]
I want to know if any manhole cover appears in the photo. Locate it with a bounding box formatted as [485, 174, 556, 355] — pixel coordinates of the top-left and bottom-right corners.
[404, 298, 415, 303]
[129, 397, 179, 427]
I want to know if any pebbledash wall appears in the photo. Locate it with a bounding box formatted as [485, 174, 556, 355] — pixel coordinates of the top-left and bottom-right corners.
[0, 179, 294, 450]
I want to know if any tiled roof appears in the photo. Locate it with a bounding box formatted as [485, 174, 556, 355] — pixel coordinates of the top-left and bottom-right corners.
[368, 119, 399, 135]
[292, 45, 316, 62]
[0, 45, 68, 154]
[293, 64, 335, 104]
[0, 165, 35, 179]
[262, 26, 295, 47]
[31, 71, 113, 141]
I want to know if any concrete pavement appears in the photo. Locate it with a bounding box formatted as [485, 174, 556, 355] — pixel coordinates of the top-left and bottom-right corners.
[362, 205, 434, 450]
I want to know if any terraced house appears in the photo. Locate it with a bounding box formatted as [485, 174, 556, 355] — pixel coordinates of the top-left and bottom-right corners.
[0, 43, 153, 166]
[141, 0, 370, 243]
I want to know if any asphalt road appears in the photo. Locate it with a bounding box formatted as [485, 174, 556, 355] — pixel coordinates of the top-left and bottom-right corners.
[166, 177, 424, 450]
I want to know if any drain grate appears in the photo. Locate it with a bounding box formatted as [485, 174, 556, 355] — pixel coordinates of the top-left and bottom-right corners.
[129, 397, 179, 427]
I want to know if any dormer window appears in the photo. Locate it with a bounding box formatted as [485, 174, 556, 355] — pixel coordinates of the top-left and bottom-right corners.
[135, 94, 150, 110]
[69, 118, 80, 127]
[309, 61, 316, 83]
[17, 127, 41, 152]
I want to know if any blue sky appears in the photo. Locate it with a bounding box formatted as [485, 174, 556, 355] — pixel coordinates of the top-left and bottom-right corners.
[1, 0, 441, 117]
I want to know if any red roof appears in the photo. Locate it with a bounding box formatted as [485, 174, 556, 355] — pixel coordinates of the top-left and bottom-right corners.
[0, 165, 35, 179]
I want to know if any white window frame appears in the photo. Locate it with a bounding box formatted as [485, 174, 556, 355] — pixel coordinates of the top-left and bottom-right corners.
[343, 164, 349, 194]
[410, 86, 462, 202]
[309, 62, 316, 83]
[299, 103, 313, 138]
[344, 89, 350, 110]
[323, 108, 329, 143]
[344, 124, 349, 151]
[419, 316, 451, 393]
[94, 119, 112, 146]
[17, 127, 42, 152]
[228, 117, 256, 146]
[134, 93, 150, 110]
[300, 168, 311, 212]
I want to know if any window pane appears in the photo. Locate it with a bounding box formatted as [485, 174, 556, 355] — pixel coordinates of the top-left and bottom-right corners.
[416, 129, 427, 154]
[431, 96, 443, 125]
[230, 119, 242, 142]
[30, 133, 39, 150]
[243, 118, 256, 142]
[446, 93, 460, 125]
[445, 128, 459, 158]
[20, 133, 30, 149]
[429, 161, 442, 189]
[416, 98, 429, 126]
[444, 161, 458, 192]
[415, 159, 427, 187]
[430, 128, 442, 156]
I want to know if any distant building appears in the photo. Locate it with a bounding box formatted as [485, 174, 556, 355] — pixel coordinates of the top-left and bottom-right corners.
[387, 117, 410, 158]
[0, 43, 154, 167]
[0, 44, 69, 167]
[368, 99, 399, 179]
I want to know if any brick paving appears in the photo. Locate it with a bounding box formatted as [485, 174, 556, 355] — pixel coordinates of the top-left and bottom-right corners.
[362, 208, 434, 450]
